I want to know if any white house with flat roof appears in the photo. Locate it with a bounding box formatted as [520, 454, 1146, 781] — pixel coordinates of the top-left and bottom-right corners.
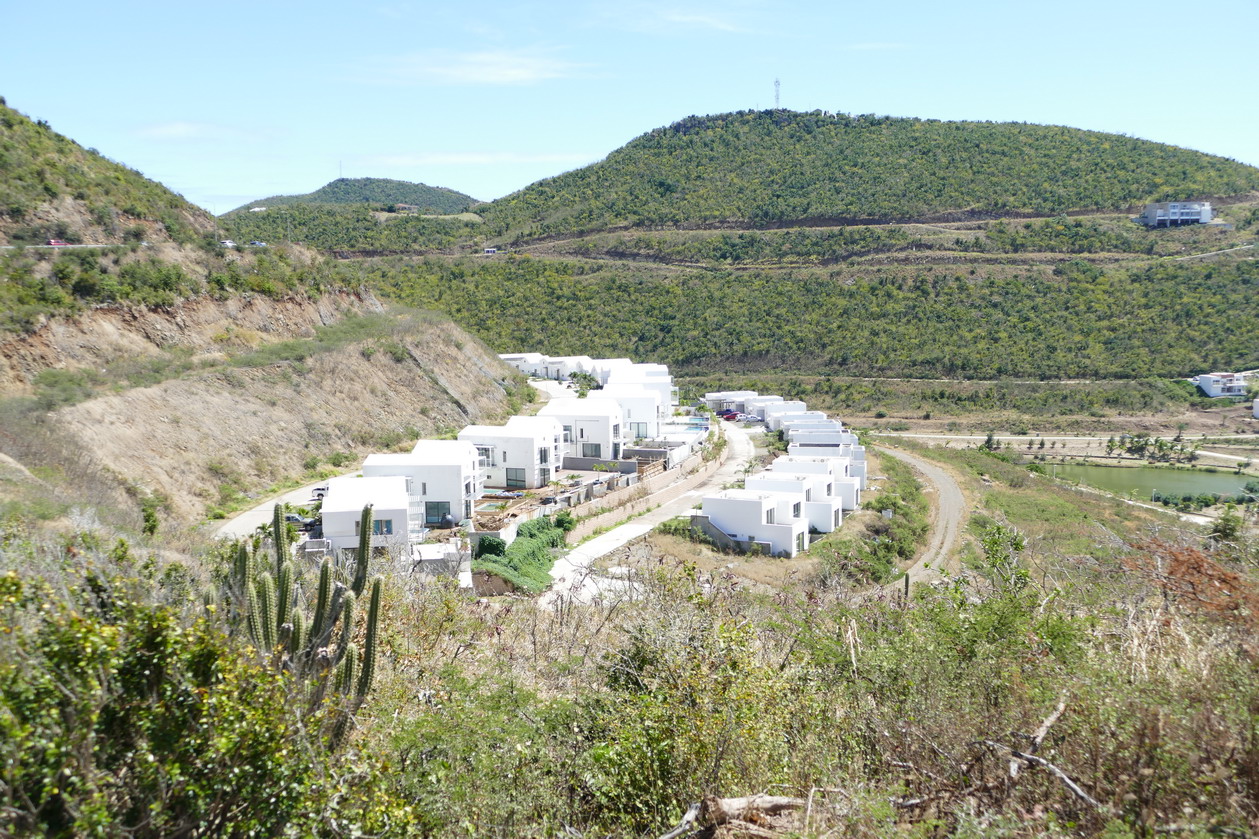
[758, 401, 809, 422]
[458, 416, 565, 490]
[744, 472, 843, 533]
[770, 455, 862, 510]
[601, 383, 664, 440]
[538, 397, 628, 460]
[362, 440, 483, 527]
[320, 475, 412, 561]
[700, 489, 810, 557]
[605, 364, 677, 414]
[786, 443, 867, 489]
[704, 390, 762, 412]
[765, 410, 830, 431]
[1196, 372, 1248, 398]
[787, 428, 860, 447]
[1137, 201, 1213, 227]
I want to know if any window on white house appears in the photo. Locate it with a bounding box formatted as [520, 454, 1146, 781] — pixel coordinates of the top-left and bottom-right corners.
[766, 509, 775, 524]
[424, 502, 450, 525]
[373, 519, 393, 535]
[506, 468, 526, 489]
[539, 447, 549, 464]
[581, 443, 601, 458]
[792, 502, 801, 518]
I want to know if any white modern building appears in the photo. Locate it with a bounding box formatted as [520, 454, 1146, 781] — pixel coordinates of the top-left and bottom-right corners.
[704, 390, 762, 413]
[700, 488, 810, 557]
[758, 401, 809, 422]
[770, 455, 862, 510]
[362, 440, 484, 527]
[1137, 201, 1213, 227]
[744, 472, 843, 533]
[458, 416, 566, 490]
[786, 443, 867, 489]
[538, 397, 628, 460]
[600, 383, 665, 439]
[1196, 372, 1248, 398]
[320, 475, 412, 561]
[765, 410, 830, 431]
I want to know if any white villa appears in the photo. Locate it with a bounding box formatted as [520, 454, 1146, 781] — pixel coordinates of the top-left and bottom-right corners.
[769, 455, 862, 510]
[1136, 201, 1213, 228]
[1196, 372, 1249, 398]
[744, 472, 844, 533]
[458, 416, 566, 490]
[362, 440, 484, 527]
[320, 475, 412, 562]
[700, 488, 810, 557]
[538, 397, 628, 461]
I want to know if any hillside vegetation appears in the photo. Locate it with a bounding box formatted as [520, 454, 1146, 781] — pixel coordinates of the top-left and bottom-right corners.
[376, 254, 1259, 380]
[226, 177, 476, 215]
[482, 110, 1259, 238]
[0, 99, 215, 245]
[221, 203, 483, 253]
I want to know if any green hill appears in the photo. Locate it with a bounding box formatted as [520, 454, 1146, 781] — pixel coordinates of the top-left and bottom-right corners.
[0, 98, 216, 245]
[481, 110, 1259, 239]
[227, 177, 477, 215]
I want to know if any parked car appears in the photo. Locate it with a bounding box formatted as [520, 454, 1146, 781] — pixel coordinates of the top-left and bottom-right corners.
[723, 413, 741, 421]
[284, 513, 312, 527]
[311, 485, 328, 500]
[249, 240, 267, 247]
[219, 239, 236, 248]
[46, 239, 69, 247]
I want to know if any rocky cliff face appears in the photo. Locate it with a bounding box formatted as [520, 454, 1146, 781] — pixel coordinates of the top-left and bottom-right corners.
[0, 291, 527, 523]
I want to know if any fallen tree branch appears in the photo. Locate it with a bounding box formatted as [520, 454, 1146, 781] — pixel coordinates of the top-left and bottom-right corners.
[658, 795, 806, 838]
[702, 795, 806, 825]
[979, 740, 1106, 811]
[1010, 694, 1067, 779]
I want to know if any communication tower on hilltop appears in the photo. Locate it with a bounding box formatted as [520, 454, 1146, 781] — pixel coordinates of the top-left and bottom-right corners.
[774, 78, 780, 109]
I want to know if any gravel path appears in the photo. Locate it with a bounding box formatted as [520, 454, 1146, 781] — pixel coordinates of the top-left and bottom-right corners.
[875, 445, 966, 587]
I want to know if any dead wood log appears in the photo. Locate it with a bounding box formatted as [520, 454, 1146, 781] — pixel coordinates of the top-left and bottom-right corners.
[1010, 694, 1067, 779]
[658, 795, 806, 839]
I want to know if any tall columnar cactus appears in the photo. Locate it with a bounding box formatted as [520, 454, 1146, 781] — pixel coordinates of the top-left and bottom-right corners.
[271, 503, 288, 578]
[256, 573, 277, 652]
[353, 505, 373, 596]
[225, 520, 385, 752]
[276, 561, 293, 630]
[357, 576, 383, 699]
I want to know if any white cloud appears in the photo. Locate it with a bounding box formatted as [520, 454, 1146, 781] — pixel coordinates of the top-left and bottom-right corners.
[660, 11, 743, 32]
[362, 151, 598, 166]
[134, 121, 244, 141]
[368, 49, 582, 85]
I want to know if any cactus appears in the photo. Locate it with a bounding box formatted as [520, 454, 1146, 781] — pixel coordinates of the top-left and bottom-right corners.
[309, 558, 333, 649]
[288, 609, 306, 659]
[245, 574, 263, 649]
[353, 505, 373, 596]
[332, 590, 356, 666]
[276, 561, 293, 630]
[357, 576, 383, 698]
[256, 573, 277, 652]
[336, 643, 359, 695]
[271, 503, 288, 578]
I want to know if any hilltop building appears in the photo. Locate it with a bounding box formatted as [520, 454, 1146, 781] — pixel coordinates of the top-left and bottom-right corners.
[1136, 201, 1213, 227]
[1195, 372, 1249, 398]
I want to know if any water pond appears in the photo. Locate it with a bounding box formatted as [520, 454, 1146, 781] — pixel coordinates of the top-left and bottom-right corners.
[1050, 462, 1254, 501]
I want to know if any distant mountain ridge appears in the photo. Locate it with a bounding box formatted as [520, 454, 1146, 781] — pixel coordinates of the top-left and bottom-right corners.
[481, 110, 1259, 239]
[227, 177, 477, 216]
[0, 98, 216, 245]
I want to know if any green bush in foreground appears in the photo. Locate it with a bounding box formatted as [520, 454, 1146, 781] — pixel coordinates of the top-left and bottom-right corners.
[0, 547, 413, 837]
[471, 514, 568, 593]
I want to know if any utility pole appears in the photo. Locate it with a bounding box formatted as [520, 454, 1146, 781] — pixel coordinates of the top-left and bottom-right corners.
[774, 78, 780, 109]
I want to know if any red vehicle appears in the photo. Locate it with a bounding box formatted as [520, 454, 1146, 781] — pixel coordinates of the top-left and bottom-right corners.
[47, 239, 69, 247]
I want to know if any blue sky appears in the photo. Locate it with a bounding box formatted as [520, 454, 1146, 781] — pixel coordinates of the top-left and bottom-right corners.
[3, 0, 1255, 214]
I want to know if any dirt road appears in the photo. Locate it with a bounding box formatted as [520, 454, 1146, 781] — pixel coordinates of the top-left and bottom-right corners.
[875, 445, 966, 587]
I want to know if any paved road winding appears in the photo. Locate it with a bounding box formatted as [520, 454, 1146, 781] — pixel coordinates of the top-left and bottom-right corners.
[875, 445, 966, 586]
[540, 421, 758, 606]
